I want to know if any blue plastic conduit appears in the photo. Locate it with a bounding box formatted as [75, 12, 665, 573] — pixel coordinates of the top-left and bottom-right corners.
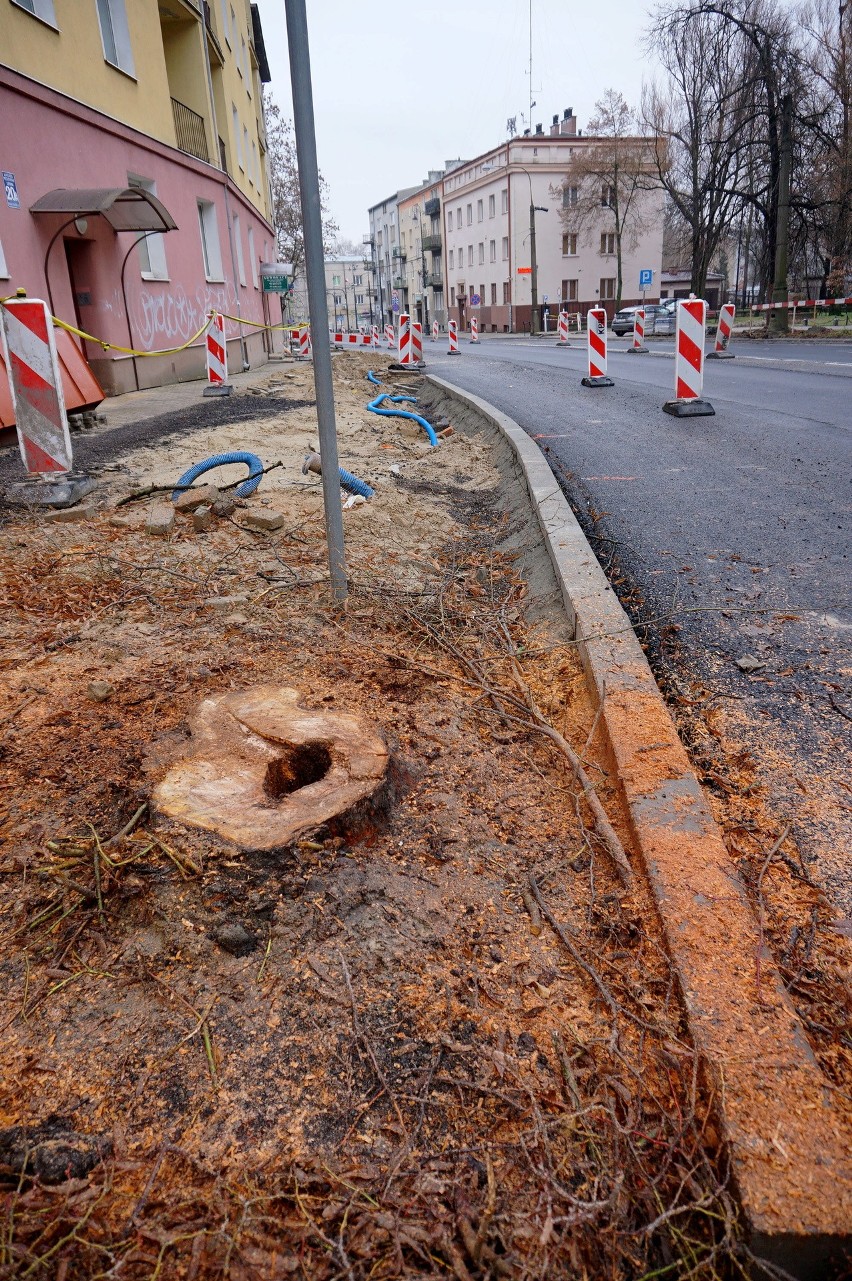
[339, 468, 374, 499]
[366, 393, 438, 447]
[366, 370, 383, 386]
[172, 450, 264, 501]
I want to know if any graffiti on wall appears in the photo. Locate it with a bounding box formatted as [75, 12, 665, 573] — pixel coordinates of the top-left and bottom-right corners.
[133, 281, 241, 350]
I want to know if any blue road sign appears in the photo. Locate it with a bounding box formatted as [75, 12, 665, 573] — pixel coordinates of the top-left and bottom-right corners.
[470, 293, 481, 306]
[639, 268, 653, 288]
[3, 172, 20, 209]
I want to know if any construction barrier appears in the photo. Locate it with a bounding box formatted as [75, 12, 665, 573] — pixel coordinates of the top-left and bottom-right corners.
[332, 332, 374, 348]
[432, 320, 439, 342]
[447, 319, 460, 355]
[385, 325, 395, 349]
[627, 307, 649, 354]
[398, 313, 411, 365]
[581, 307, 613, 387]
[748, 294, 852, 312]
[469, 316, 480, 344]
[202, 311, 232, 398]
[707, 303, 735, 359]
[0, 296, 73, 473]
[664, 299, 714, 417]
[371, 325, 380, 350]
[411, 321, 423, 365]
[556, 311, 571, 346]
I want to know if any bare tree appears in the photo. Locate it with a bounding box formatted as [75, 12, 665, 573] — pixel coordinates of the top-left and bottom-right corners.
[554, 91, 653, 307]
[642, 6, 753, 297]
[264, 91, 337, 281]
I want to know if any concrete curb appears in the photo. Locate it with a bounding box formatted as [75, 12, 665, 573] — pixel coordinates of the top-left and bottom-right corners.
[427, 375, 852, 1279]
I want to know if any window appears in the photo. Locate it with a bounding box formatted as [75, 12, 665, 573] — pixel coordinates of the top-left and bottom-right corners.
[0, 234, 8, 279]
[232, 105, 243, 169]
[449, 249, 454, 270]
[96, 0, 135, 76]
[562, 278, 578, 302]
[502, 236, 509, 260]
[219, 0, 230, 45]
[127, 175, 168, 279]
[601, 184, 615, 207]
[477, 243, 484, 265]
[600, 277, 616, 299]
[11, 0, 58, 26]
[600, 232, 615, 255]
[450, 286, 455, 305]
[355, 274, 362, 286]
[477, 199, 483, 222]
[467, 245, 473, 267]
[562, 233, 578, 255]
[502, 280, 510, 304]
[466, 204, 472, 226]
[479, 285, 484, 303]
[251, 140, 258, 185]
[490, 283, 497, 305]
[238, 34, 246, 76]
[456, 206, 462, 226]
[230, 4, 237, 46]
[248, 226, 259, 287]
[488, 194, 495, 217]
[332, 275, 341, 286]
[233, 214, 246, 286]
[243, 126, 250, 176]
[501, 188, 508, 213]
[489, 240, 496, 262]
[448, 211, 453, 231]
[562, 186, 578, 207]
[197, 200, 224, 281]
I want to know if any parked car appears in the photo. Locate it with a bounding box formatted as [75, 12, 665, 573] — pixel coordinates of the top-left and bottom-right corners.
[611, 303, 672, 336]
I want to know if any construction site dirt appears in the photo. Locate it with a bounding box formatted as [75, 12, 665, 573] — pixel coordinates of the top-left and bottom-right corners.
[0, 354, 848, 1279]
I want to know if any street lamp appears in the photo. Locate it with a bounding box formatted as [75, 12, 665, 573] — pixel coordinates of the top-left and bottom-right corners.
[519, 166, 548, 335]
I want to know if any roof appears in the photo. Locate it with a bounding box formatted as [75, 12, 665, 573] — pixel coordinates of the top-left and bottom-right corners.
[29, 188, 178, 232]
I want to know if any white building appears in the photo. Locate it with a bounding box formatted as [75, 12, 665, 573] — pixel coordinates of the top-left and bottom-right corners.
[366, 188, 419, 328]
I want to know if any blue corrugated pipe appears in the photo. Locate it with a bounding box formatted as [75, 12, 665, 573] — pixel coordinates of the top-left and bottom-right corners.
[366, 370, 383, 385]
[171, 450, 264, 501]
[366, 393, 438, 447]
[302, 453, 374, 498]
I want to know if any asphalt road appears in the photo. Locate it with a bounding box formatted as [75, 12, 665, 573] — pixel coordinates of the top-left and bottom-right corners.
[425, 334, 852, 913]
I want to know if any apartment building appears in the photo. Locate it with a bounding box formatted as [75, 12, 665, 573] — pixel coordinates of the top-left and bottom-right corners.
[366, 187, 420, 328]
[397, 173, 450, 330]
[325, 254, 377, 331]
[0, 0, 277, 392]
[440, 112, 664, 333]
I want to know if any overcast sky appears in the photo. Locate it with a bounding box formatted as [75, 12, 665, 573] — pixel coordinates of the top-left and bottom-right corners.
[255, 0, 660, 242]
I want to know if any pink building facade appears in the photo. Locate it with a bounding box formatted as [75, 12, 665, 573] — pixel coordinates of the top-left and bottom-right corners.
[0, 65, 282, 395]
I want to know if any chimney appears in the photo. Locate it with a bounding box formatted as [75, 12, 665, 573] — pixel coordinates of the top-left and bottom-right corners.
[560, 108, 577, 137]
[535, 123, 543, 135]
[550, 114, 560, 136]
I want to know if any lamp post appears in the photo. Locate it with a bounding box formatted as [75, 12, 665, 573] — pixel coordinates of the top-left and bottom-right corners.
[519, 167, 548, 335]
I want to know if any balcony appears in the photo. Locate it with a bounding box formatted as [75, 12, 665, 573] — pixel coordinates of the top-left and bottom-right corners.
[421, 232, 442, 252]
[393, 275, 405, 288]
[392, 246, 406, 260]
[171, 97, 209, 163]
[426, 269, 443, 289]
[424, 196, 441, 217]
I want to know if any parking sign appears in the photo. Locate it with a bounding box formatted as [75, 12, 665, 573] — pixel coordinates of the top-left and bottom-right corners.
[639, 268, 653, 288]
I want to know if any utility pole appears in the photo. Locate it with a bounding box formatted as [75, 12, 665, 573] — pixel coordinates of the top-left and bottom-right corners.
[284, 0, 347, 603]
[770, 93, 793, 334]
[529, 196, 539, 335]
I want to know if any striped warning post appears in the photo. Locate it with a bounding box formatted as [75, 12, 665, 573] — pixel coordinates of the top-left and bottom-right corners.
[627, 307, 649, 354]
[371, 325, 380, 350]
[432, 320, 439, 342]
[206, 312, 227, 383]
[0, 296, 73, 473]
[385, 325, 395, 349]
[707, 303, 735, 359]
[664, 299, 714, 416]
[447, 319, 460, 355]
[469, 316, 480, 344]
[411, 321, 423, 365]
[398, 313, 411, 365]
[556, 311, 571, 346]
[298, 328, 311, 359]
[581, 307, 613, 387]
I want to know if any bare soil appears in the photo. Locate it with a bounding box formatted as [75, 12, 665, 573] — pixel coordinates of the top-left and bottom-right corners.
[0, 355, 818, 1278]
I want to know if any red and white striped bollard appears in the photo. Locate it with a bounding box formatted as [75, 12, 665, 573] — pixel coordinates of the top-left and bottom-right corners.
[447, 319, 460, 355]
[581, 307, 614, 387]
[398, 313, 411, 365]
[0, 296, 74, 473]
[432, 320, 439, 342]
[627, 307, 649, 354]
[371, 325, 380, 350]
[707, 303, 735, 359]
[385, 324, 394, 349]
[556, 311, 571, 346]
[203, 311, 233, 396]
[411, 321, 423, 365]
[664, 299, 714, 416]
[469, 315, 480, 343]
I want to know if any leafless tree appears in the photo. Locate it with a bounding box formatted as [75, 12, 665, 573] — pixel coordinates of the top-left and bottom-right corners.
[554, 91, 654, 307]
[263, 91, 338, 282]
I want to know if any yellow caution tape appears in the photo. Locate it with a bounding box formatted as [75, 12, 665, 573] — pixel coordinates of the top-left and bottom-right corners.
[49, 314, 212, 358]
[218, 311, 310, 333]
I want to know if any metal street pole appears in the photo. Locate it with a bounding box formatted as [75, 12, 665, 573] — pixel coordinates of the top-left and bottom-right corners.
[529, 197, 539, 336]
[284, 0, 347, 603]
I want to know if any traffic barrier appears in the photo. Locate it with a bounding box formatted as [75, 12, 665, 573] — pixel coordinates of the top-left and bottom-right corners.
[664, 299, 714, 417]
[385, 325, 395, 349]
[627, 307, 649, 354]
[748, 294, 852, 311]
[707, 303, 735, 359]
[469, 316, 480, 344]
[202, 311, 233, 396]
[556, 311, 571, 346]
[581, 307, 614, 387]
[447, 319, 460, 355]
[0, 295, 74, 473]
[432, 320, 439, 342]
[371, 325, 380, 350]
[398, 313, 411, 365]
[411, 321, 423, 365]
[332, 332, 374, 348]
